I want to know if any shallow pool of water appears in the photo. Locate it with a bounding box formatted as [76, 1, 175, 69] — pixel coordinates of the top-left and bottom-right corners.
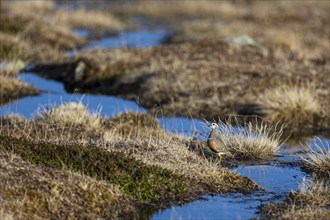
[0, 73, 206, 137]
[153, 164, 306, 220]
[0, 23, 326, 220]
[67, 27, 171, 57]
[0, 73, 146, 118]
[85, 29, 170, 49]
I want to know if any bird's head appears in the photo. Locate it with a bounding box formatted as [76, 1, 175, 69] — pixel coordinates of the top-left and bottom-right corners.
[209, 123, 219, 130]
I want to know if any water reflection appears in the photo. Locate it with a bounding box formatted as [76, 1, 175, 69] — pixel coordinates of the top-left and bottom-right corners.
[153, 165, 306, 220]
[0, 73, 145, 118]
[235, 165, 305, 193]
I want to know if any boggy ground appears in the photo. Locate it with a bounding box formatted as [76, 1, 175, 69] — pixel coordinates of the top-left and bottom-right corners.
[33, 40, 330, 129]
[32, 1, 330, 130]
[0, 103, 261, 218]
[260, 180, 330, 220]
[0, 0, 128, 105]
[260, 137, 330, 219]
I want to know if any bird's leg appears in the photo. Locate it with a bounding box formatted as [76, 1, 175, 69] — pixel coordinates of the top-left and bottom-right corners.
[218, 154, 222, 163]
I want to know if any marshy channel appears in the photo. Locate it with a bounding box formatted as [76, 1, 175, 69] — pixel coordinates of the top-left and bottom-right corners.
[1, 3, 330, 219]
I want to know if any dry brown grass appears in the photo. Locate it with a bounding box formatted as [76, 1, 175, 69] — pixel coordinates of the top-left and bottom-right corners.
[0, 33, 28, 62]
[299, 138, 330, 178]
[4, 0, 54, 14]
[0, 149, 135, 219]
[37, 102, 101, 129]
[37, 39, 330, 128]
[0, 0, 128, 63]
[53, 8, 127, 30]
[0, 102, 260, 195]
[111, 1, 247, 20]
[257, 84, 326, 127]
[112, 1, 329, 60]
[262, 179, 330, 219]
[1, 102, 105, 142]
[30, 108, 259, 189]
[0, 26, 68, 63]
[0, 102, 262, 218]
[3, 0, 127, 31]
[23, 21, 85, 51]
[212, 118, 283, 160]
[0, 75, 39, 105]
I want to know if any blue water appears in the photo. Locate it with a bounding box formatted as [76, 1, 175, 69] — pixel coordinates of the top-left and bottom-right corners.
[73, 29, 91, 38]
[1, 73, 206, 138]
[84, 29, 169, 49]
[68, 26, 171, 58]
[0, 73, 146, 119]
[153, 165, 306, 220]
[0, 24, 322, 220]
[0, 78, 311, 220]
[154, 193, 263, 220]
[159, 116, 206, 138]
[307, 137, 330, 152]
[235, 165, 305, 193]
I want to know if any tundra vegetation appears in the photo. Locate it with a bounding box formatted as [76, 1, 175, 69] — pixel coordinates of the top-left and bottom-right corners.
[299, 138, 330, 179]
[0, 103, 260, 218]
[32, 1, 330, 130]
[0, 0, 329, 219]
[0, 0, 128, 105]
[261, 180, 330, 220]
[261, 139, 330, 219]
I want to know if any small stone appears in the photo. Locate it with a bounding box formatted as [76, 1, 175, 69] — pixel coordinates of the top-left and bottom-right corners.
[225, 35, 256, 46]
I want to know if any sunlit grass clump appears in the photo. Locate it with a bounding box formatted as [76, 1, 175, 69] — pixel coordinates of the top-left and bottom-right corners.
[214, 119, 283, 160]
[257, 84, 322, 127]
[299, 139, 330, 178]
[0, 33, 28, 61]
[37, 102, 101, 128]
[262, 179, 330, 219]
[0, 75, 39, 105]
[0, 102, 260, 208]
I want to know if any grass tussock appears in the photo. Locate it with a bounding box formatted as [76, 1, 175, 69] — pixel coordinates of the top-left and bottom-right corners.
[0, 33, 28, 62]
[0, 31, 66, 64]
[112, 1, 329, 60]
[0, 150, 135, 219]
[0, 136, 190, 205]
[0, 0, 128, 63]
[108, 112, 163, 139]
[23, 21, 85, 51]
[0, 75, 39, 106]
[4, 0, 54, 13]
[3, 1, 127, 31]
[1, 102, 105, 142]
[262, 179, 330, 219]
[53, 8, 127, 30]
[0, 102, 260, 206]
[212, 118, 283, 160]
[299, 138, 330, 178]
[36, 102, 101, 129]
[32, 38, 330, 129]
[257, 84, 327, 128]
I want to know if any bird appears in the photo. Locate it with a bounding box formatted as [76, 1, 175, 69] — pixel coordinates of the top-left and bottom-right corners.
[207, 123, 226, 162]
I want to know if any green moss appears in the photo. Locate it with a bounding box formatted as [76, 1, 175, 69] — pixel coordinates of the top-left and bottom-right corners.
[0, 18, 25, 34]
[0, 39, 26, 61]
[0, 135, 188, 205]
[111, 112, 159, 128]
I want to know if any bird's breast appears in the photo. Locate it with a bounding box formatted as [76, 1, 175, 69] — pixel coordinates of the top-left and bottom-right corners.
[207, 139, 219, 153]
